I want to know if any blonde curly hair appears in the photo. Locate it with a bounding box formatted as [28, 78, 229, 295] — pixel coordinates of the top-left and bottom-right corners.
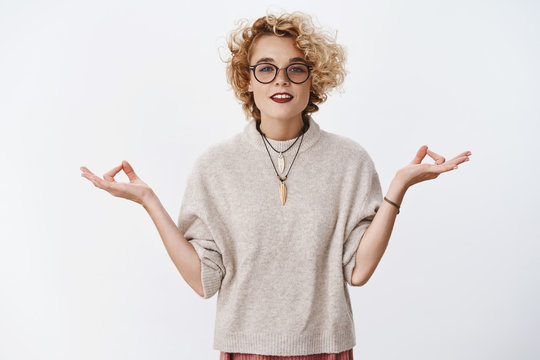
[223, 11, 347, 122]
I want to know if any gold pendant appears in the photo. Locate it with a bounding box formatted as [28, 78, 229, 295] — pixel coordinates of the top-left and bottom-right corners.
[278, 178, 287, 205]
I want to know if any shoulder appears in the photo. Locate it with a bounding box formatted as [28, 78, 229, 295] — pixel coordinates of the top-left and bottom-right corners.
[191, 133, 241, 173]
[321, 130, 377, 167]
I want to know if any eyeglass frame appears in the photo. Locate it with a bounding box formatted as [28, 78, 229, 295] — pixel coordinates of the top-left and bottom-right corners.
[248, 62, 313, 84]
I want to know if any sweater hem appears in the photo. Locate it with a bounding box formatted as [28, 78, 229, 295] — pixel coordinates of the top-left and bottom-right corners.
[213, 329, 356, 356]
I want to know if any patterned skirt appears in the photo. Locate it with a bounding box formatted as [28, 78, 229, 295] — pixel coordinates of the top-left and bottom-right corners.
[219, 348, 354, 360]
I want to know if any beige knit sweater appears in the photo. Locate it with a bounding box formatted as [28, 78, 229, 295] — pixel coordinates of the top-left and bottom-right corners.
[176, 116, 382, 356]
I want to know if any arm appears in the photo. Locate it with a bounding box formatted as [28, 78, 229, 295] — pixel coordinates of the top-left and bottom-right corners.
[350, 145, 471, 286]
[142, 190, 204, 297]
[79, 160, 205, 297]
[351, 177, 406, 286]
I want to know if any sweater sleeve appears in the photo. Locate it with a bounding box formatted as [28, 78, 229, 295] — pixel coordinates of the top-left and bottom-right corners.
[177, 158, 225, 299]
[342, 150, 383, 287]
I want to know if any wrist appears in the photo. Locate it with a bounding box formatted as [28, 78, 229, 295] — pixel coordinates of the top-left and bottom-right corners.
[141, 188, 158, 209]
[385, 177, 408, 206]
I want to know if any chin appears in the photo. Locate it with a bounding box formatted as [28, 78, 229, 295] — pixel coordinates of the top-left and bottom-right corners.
[263, 107, 304, 120]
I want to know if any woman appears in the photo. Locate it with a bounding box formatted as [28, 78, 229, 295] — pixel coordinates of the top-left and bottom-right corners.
[80, 11, 471, 360]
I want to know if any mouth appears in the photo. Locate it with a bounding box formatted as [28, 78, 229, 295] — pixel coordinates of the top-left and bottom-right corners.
[270, 92, 293, 103]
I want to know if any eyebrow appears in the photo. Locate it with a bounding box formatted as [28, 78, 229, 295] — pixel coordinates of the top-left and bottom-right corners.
[255, 57, 306, 64]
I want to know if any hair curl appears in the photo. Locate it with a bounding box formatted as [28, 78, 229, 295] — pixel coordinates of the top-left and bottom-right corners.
[222, 11, 347, 122]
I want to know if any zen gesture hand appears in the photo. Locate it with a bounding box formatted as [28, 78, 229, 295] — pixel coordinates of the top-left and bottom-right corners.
[80, 160, 153, 205]
[395, 145, 471, 189]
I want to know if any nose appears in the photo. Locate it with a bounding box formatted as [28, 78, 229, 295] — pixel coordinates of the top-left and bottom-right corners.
[274, 68, 290, 85]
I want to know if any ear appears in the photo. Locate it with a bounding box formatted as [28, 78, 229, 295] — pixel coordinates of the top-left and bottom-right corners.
[248, 80, 252, 92]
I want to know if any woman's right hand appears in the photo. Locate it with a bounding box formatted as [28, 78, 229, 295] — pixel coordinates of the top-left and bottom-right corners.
[80, 160, 153, 206]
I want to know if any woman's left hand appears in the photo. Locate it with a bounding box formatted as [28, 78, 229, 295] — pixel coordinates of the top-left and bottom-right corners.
[395, 145, 471, 189]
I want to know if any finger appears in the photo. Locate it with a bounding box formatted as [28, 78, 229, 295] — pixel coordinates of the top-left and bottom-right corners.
[449, 150, 472, 161]
[426, 148, 446, 165]
[81, 171, 111, 190]
[433, 155, 471, 173]
[121, 160, 139, 182]
[103, 164, 124, 182]
[80, 166, 96, 176]
[453, 155, 471, 166]
[410, 145, 428, 165]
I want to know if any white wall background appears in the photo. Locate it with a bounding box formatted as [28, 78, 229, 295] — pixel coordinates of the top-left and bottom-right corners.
[1, 0, 538, 359]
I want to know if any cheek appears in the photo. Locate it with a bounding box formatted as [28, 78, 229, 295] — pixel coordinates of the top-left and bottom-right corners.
[300, 86, 311, 104]
[252, 87, 266, 103]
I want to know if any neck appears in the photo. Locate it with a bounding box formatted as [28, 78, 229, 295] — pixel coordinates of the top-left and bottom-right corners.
[257, 114, 308, 141]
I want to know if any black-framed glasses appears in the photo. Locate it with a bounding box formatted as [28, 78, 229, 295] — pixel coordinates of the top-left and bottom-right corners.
[248, 63, 313, 84]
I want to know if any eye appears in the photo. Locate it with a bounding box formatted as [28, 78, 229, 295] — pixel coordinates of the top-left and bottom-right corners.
[289, 65, 307, 73]
[256, 64, 275, 72]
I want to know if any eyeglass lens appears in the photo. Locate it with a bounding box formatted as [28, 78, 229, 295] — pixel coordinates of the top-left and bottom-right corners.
[254, 64, 309, 84]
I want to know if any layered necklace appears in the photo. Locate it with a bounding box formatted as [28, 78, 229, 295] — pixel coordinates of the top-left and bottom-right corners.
[256, 118, 309, 205]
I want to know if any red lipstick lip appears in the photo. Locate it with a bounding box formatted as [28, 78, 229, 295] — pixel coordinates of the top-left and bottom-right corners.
[270, 92, 294, 103]
[272, 97, 292, 103]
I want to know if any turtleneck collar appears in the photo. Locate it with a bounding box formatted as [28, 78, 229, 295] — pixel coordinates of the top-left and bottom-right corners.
[241, 115, 321, 154]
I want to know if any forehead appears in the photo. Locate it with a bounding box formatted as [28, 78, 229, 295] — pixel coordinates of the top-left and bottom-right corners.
[249, 35, 305, 63]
